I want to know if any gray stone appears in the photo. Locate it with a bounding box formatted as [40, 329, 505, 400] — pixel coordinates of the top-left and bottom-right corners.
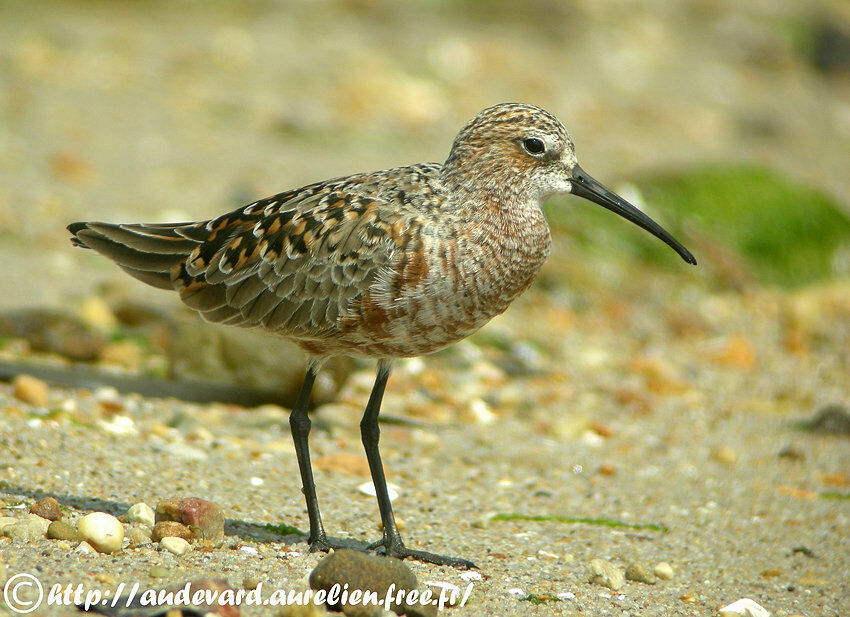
[310, 549, 419, 617]
[625, 561, 657, 584]
[47, 520, 80, 542]
[6, 519, 46, 542]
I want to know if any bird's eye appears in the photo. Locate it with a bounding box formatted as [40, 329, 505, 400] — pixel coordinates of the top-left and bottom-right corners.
[522, 138, 546, 155]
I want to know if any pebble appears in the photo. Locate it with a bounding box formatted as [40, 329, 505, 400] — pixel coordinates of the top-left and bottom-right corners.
[179, 497, 225, 545]
[777, 444, 805, 461]
[77, 512, 125, 553]
[29, 497, 62, 521]
[712, 446, 738, 465]
[125, 524, 153, 545]
[76, 541, 96, 554]
[6, 516, 49, 542]
[587, 558, 624, 590]
[654, 561, 675, 580]
[149, 566, 170, 578]
[77, 296, 118, 330]
[310, 549, 418, 617]
[127, 502, 155, 527]
[151, 521, 194, 542]
[718, 598, 771, 617]
[27, 514, 51, 535]
[625, 561, 657, 584]
[155, 499, 182, 522]
[98, 340, 143, 370]
[460, 570, 482, 582]
[12, 374, 49, 406]
[97, 415, 137, 436]
[160, 536, 191, 555]
[95, 574, 117, 586]
[357, 481, 399, 501]
[802, 404, 850, 435]
[159, 441, 208, 461]
[0, 516, 19, 535]
[47, 520, 80, 542]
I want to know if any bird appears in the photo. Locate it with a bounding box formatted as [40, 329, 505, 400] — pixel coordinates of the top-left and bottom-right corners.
[68, 102, 696, 568]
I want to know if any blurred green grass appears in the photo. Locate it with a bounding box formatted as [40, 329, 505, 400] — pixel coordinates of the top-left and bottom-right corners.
[547, 164, 850, 288]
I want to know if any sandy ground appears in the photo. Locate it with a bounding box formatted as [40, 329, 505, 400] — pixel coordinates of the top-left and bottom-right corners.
[2, 277, 849, 617]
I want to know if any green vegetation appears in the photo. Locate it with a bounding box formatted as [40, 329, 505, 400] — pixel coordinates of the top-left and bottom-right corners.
[520, 593, 562, 605]
[492, 512, 668, 532]
[820, 492, 850, 500]
[263, 522, 307, 536]
[548, 164, 850, 288]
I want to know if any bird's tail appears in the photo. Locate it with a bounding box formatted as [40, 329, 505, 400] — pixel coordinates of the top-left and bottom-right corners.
[67, 221, 198, 290]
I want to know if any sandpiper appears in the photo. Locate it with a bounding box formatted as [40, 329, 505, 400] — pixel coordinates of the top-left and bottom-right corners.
[69, 103, 696, 568]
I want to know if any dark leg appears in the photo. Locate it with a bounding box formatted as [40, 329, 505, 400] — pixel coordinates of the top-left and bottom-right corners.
[361, 360, 477, 569]
[289, 361, 332, 551]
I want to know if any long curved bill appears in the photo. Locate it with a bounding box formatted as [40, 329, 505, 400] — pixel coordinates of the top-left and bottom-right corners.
[569, 165, 697, 265]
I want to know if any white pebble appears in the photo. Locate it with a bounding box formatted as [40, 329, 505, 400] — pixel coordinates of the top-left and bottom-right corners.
[239, 546, 259, 555]
[357, 481, 399, 501]
[468, 399, 496, 424]
[160, 441, 208, 461]
[460, 571, 482, 582]
[160, 536, 191, 555]
[581, 429, 605, 447]
[718, 598, 770, 617]
[654, 561, 674, 580]
[425, 581, 461, 596]
[557, 592, 576, 600]
[126, 503, 155, 527]
[78, 512, 124, 553]
[250, 476, 264, 486]
[76, 541, 96, 554]
[98, 415, 137, 436]
[506, 587, 525, 596]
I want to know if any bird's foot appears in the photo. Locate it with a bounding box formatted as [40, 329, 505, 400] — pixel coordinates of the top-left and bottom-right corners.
[306, 533, 354, 554]
[368, 536, 477, 569]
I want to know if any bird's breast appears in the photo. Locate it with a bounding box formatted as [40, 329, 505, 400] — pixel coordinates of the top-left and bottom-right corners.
[353, 212, 550, 356]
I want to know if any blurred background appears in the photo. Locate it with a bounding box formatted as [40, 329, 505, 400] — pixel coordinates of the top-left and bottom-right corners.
[0, 0, 849, 403]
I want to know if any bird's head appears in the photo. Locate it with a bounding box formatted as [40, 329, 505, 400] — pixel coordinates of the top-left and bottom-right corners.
[444, 103, 696, 265]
